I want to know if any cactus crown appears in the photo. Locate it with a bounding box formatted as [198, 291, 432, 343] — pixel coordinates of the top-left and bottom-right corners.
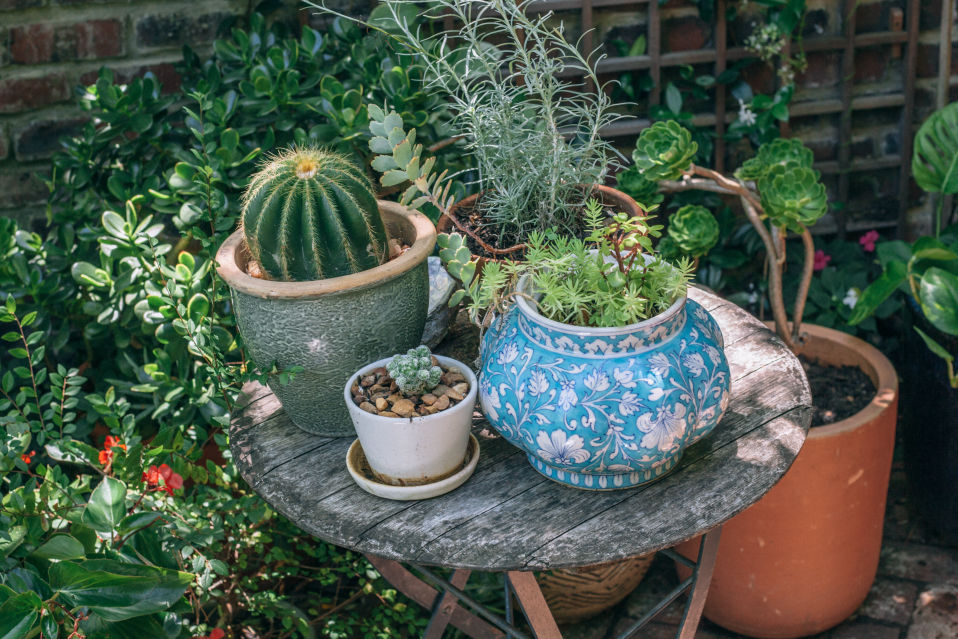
[240, 147, 390, 281]
[386, 345, 442, 396]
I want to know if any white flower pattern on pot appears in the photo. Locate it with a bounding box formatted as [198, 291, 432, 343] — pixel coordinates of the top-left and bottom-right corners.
[478, 296, 731, 490]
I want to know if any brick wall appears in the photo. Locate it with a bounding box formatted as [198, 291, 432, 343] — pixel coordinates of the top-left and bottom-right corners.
[1, 0, 956, 233]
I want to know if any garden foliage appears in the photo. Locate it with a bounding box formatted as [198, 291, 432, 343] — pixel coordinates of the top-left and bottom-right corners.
[0, 12, 457, 637]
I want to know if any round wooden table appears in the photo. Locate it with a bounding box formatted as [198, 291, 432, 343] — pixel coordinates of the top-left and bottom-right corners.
[230, 288, 812, 638]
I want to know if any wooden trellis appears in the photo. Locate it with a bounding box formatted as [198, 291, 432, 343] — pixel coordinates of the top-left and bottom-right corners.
[510, 0, 928, 238]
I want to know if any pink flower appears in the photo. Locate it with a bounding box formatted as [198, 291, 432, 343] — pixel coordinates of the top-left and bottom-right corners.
[813, 250, 831, 271]
[859, 230, 880, 252]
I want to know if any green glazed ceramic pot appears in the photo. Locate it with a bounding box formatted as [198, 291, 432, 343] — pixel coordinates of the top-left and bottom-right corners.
[216, 200, 436, 436]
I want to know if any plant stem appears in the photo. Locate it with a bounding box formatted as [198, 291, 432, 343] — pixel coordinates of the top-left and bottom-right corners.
[791, 226, 815, 344]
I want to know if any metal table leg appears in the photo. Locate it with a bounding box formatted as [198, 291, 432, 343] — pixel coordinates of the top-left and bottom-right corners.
[506, 571, 562, 639]
[676, 526, 722, 639]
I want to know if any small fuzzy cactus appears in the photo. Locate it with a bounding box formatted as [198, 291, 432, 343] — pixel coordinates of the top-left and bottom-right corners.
[387, 345, 442, 396]
[241, 147, 390, 281]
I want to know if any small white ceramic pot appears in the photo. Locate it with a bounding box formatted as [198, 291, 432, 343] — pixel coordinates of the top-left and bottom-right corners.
[344, 355, 478, 485]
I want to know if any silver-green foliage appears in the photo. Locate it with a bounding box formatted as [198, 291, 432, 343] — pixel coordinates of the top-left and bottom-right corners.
[387, 345, 442, 395]
[311, 0, 621, 239]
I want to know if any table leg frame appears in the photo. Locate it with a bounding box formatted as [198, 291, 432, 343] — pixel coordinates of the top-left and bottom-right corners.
[365, 526, 722, 639]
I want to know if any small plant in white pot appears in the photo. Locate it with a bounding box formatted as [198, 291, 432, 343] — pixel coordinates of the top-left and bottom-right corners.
[344, 345, 479, 499]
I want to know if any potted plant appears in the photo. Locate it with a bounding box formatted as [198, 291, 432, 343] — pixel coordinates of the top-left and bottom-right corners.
[344, 345, 479, 498]
[850, 101, 958, 541]
[216, 148, 436, 436]
[309, 0, 638, 261]
[632, 123, 899, 638]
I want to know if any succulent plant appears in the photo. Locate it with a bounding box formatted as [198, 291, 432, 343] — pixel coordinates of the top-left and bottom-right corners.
[632, 121, 698, 182]
[758, 165, 828, 231]
[735, 138, 815, 181]
[616, 165, 665, 209]
[387, 345, 442, 396]
[241, 147, 390, 281]
[437, 232, 479, 307]
[667, 205, 720, 258]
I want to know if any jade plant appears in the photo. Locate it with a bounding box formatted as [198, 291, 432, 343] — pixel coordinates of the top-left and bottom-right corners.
[387, 345, 442, 396]
[633, 123, 828, 350]
[241, 147, 390, 281]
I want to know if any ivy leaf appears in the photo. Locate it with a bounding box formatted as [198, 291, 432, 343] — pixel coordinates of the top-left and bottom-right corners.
[81, 477, 127, 535]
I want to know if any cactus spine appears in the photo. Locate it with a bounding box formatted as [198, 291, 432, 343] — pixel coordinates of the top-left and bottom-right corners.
[241, 148, 390, 281]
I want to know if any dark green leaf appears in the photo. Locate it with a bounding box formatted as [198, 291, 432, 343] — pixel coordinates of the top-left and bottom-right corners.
[33, 534, 86, 561]
[0, 592, 41, 639]
[919, 267, 958, 335]
[81, 476, 127, 535]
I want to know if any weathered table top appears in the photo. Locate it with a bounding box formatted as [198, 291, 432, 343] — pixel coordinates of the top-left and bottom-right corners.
[230, 287, 812, 572]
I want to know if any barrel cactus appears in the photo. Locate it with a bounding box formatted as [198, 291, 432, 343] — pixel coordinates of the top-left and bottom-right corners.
[241, 148, 390, 281]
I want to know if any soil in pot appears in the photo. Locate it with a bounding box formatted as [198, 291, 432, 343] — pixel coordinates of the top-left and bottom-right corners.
[799, 356, 876, 426]
[349, 361, 471, 418]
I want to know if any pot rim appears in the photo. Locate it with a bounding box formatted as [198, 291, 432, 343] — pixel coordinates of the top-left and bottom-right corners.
[215, 200, 436, 300]
[795, 323, 898, 440]
[343, 354, 478, 424]
[513, 273, 687, 337]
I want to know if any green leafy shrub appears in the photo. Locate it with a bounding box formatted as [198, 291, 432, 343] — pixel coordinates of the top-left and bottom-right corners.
[1, 11, 454, 637]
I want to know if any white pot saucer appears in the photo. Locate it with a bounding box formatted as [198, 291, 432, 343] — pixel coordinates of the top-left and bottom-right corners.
[346, 434, 480, 501]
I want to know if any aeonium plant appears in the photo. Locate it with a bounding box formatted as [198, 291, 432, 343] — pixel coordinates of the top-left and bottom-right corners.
[633, 123, 828, 350]
[452, 199, 694, 329]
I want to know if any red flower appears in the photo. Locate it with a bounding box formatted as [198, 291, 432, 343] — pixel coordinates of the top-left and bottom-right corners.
[859, 230, 880, 253]
[99, 435, 126, 467]
[142, 463, 183, 496]
[19, 451, 35, 465]
[207, 630, 225, 639]
[813, 249, 831, 271]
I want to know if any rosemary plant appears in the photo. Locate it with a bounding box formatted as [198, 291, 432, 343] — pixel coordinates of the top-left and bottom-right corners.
[464, 200, 694, 328]
[306, 0, 622, 241]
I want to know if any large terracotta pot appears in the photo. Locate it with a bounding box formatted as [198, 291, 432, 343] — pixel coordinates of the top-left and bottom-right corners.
[216, 201, 435, 436]
[676, 324, 898, 638]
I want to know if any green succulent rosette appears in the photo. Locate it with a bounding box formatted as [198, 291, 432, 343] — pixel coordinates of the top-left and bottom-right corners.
[735, 138, 815, 181]
[632, 121, 698, 182]
[616, 165, 665, 209]
[758, 164, 828, 231]
[656, 235, 681, 260]
[667, 205, 720, 258]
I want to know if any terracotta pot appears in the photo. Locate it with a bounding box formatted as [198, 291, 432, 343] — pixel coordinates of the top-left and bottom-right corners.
[675, 324, 898, 639]
[537, 553, 655, 624]
[436, 184, 642, 259]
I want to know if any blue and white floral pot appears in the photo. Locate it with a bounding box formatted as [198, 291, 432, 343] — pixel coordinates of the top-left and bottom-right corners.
[478, 280, 731, 490]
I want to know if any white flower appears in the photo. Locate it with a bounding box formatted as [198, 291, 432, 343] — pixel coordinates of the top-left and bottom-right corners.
[584, 370, 610, 392]
[536, 430, 590, 465]
[527, 369, 549, 396]
[636, 403, 688, 452]
[497, 341, 519, 365]
[738, 98, 757, 126]
[613, 367, 637, 388]
[842, 288, 859, 310]
[558, 380, 578, 410]
[649, 353, 671, 376]
[682, 352, 707, 377]
[618, 391, 642, 416]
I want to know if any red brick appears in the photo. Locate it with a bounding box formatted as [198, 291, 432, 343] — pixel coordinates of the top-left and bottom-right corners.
[79, 62, 181, 95]
[662, 16, 711, 53]
[917, 44, 938, 78]
[75, 19, 124, 60]
[0, 127, 8, 161]
[0, 170, 48, 207]
[0, 74, 70, 114]
[134, 12, 231, 50]
[920, 0, 943, 31]
[855, 48, 891, 84]
[855, 1, 896, 34]
[14, 116, 88, 162]
[10, 24, 55, 65]
[796, 51, 841, 89]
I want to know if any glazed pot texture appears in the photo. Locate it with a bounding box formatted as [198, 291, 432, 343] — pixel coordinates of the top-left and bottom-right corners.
[344, 355, 477, 485]
[216, 201, 435, 437]
[478, 283, 731, 490]
[677, 324, 898, 639]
